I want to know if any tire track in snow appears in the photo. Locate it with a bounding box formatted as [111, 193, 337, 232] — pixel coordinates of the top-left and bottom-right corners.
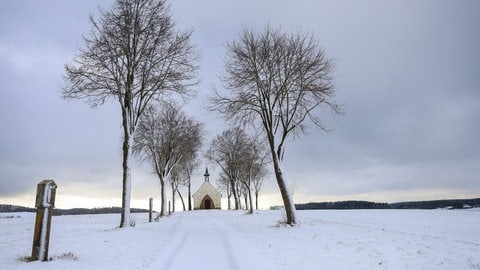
[156, 211, 276, 270]
[208, 212, 276, 270]
[158, 212, 235, 270]
[218, 229, 240, 270]
[161, 229, 189, 270]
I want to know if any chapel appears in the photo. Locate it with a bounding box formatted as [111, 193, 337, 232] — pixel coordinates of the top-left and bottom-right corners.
[192, 167, 222, 210]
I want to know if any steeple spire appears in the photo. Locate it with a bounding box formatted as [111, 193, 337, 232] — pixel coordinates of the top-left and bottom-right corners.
[204, 167, 210, 182]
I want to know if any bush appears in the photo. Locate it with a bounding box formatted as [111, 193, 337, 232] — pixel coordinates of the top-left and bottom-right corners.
[55, 252, 79, 261]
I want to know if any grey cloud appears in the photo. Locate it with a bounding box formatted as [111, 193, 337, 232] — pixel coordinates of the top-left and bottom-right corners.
[1, 0, 479, 206]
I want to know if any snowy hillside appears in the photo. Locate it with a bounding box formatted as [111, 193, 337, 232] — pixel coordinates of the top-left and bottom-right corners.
[1, 209, 479, 269]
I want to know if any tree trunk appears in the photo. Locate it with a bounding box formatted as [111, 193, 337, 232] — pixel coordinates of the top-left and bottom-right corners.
[271, 151, 296, 224]
[237, 182, 243, 210]
[247, 184, 253, 214]
[244, 191, 248, 211]
[230, 179, 239, 210]
[120, 113, 132, 228]
[255, 190, 259, 210]
[238, 193, 242, 210]
[227, 193, 231, 210]
[171, 182, 176, 213]
[227, 182, 232, 210]
[187, 179, 192, 211]
[177, 189, 186, 211]
[160, 177, 166, 217]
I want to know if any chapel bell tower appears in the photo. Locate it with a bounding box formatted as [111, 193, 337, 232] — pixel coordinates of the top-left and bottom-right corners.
[204, 167, 210, 182]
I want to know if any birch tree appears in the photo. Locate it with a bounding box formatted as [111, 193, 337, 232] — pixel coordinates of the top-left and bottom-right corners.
[62, 0, 198, 227]
[133, 103, 203, 217]
[210, 26, 341, 224]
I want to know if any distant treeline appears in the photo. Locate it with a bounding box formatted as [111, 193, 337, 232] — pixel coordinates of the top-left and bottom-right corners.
[295, 198, 480, 210]
[0, 204, 149, 216]
[0, 205, 35, 213]
[389, 198, 480, 210]
[295, 201, 389, 210]
[3, 198, 480, 213]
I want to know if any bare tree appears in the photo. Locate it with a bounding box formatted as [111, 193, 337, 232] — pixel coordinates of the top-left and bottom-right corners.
[242, 184, 250, 211]
[169, 166, 188, 212]
[211, 26, 341, 224]
[252, 161, 268, 210]
[216, 173, 232, 210]
[133, 102, 203, 217]
[207, 127, 267, 214]
[181, 152, 201, 211]
[170, 169, 178, 213]
[171, 155, 200, 212]
[62, 0, 198, 227]
[206, 127, 250, 210]
[239, 136, 269, 213]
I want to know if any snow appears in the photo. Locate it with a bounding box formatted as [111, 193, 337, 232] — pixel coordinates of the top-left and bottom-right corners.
[1, 209, 479, 269]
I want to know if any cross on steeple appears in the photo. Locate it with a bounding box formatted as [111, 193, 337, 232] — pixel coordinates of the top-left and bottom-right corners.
[204, 167, 210, 182]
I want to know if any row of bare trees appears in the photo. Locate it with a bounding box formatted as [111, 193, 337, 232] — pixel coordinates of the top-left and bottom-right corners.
[62, 0, 199, 227]
[133, 103, 203, 217]
[63, 0, 340, 226]
[209, 27, 341, 224]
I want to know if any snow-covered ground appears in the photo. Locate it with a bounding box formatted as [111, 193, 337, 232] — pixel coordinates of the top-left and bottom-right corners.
[1, 209, 479, 269]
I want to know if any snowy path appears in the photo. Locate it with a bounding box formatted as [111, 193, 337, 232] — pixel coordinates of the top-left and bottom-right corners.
[158, 211, 275, 270]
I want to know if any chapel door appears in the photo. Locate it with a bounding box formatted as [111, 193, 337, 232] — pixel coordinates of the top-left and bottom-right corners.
[205, 199, 211, 209]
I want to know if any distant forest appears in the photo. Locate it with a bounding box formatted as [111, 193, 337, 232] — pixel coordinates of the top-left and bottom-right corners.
[2, 198, 479, 214]
[0, 205, 149, 216]
[295, 198, 480, 210]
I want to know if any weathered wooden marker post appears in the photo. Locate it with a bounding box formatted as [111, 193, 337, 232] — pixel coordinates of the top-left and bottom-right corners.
[149, 197, 153, 222]
[31, 179, 57, 261]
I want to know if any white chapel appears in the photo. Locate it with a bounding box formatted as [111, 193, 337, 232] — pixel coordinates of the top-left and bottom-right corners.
[192, 167, 222, 210]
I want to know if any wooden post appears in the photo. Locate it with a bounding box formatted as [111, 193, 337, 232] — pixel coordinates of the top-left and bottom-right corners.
[31, 180, 57, 261]
[149, 198, 153, 223]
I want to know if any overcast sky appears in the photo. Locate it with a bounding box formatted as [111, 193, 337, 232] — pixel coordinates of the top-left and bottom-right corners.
[1, 0, 479, 210]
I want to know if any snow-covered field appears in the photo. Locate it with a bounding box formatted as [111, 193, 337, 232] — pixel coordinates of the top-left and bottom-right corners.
[1, 209, 479, 269]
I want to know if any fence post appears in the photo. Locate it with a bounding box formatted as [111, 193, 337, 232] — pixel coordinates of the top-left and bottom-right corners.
[31, 179, 57, 261]
[149, 198, 153, 222]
